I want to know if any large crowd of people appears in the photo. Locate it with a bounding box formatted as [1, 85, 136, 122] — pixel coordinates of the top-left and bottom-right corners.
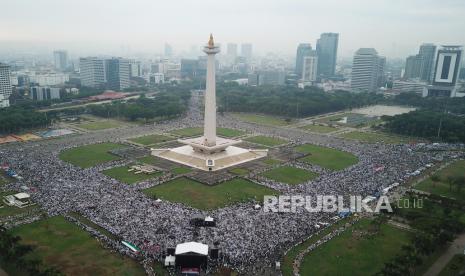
[0, 92, 463, 275]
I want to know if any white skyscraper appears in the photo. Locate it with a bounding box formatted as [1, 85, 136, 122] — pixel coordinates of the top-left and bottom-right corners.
[0, 63, 12, 108]
[351, 48, 385, 92]
[302, 56, 318, 84]
[79, 57, 107, 88]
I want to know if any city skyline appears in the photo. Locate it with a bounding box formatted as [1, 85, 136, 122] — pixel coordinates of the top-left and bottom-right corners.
[1, 0, 464, 59]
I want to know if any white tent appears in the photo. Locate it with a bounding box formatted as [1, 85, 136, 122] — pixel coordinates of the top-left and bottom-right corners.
[175, 242, 208, 256]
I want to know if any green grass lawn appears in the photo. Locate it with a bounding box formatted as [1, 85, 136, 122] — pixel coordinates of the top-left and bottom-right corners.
[300, 219, 411, 276]
[171, 167, 192, 175]
[103, 166, 162, 184]
[282, 219, 349, 276]
[77, 120, 124, 131]
[138, 155, 162, 165]
[296, 144, 359, 171]
[217, 128, 246, 138]
[0, 192, 39, 218]
[229, 167, 250, 176]
[169, 127, 203, 137]
[10, 216, 145, 276]
[340, 131, 411, 144]
[439, 254, 465, 276]
[59, 142, 125, 168]
[129, 134, 174, 145]
[233, 113, 291, 126]
[244, 135, 287, 147]
[143, 177, 277, 210]
[261, 166, 318, 185]
[415, 160, 465, 201]
[300, 124, 337, 133]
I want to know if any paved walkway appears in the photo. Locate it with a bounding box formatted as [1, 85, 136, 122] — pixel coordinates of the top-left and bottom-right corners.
[0, 267, 8, 276]
[424, 233, 465, 276]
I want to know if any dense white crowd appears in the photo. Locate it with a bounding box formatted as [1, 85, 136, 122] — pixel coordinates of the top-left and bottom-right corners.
[0, 94, 463, 275]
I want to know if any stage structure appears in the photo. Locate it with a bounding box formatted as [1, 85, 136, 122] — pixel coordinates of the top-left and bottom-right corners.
[152, 35, 267, 171]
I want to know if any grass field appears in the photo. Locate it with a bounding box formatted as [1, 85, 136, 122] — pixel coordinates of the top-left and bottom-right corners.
[129, 134, 174, 145]
[171, 167, 192, 175]
[439, 254, 465, 276]
[282, 219, 349, 276]
[10, 216, 145, 275]
[229, 167, 250, 176]
[103, 166, 162, 184]
[340, 131, 411, 144]
[244, 135, 287, 147]
[217, 128, 246, 138]
[77, 120, 124, 131]
[295, 144, 359, 171]
[232, 113, 290, 126]
[59, 142, 125, 168]
[143, 177, 277, 210]
[300, 219, 411, 276]
[169, 127, 203, 137]
[138, 155, 162, 165]
[415, 160, 465, 201]
[261, 166, 318, 185]
[300, 124, 337, 133]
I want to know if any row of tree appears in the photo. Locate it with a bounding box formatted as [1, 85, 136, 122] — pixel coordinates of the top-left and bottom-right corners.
[0, 106, 50, 134]
[391, 93, 465, 115]
[216, 83, 384, 118]
[0, 226, 61, 275]
[381, 110, 465, 143]
[88, 86, 190, 121]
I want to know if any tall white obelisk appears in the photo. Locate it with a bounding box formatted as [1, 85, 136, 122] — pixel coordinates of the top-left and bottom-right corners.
[203, 34, 220, 147]
[151, 34, 267, 171]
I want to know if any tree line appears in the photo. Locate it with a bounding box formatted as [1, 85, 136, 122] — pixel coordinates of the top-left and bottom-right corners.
[0, 106, 50, 134]
[381, 110, 465, 143]
[216, 83, 384, 118]
[87, 85, 191, 121]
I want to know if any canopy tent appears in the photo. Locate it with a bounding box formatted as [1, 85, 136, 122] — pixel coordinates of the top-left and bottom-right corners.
[175, 242, 208, 256]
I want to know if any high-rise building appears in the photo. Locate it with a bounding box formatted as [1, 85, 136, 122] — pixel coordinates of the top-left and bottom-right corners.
[129, 60, 141, 77]
[106, 58, 130, 91]
[241, 43, 253, 60]
[164, 43, 173, 57]
[302, 55, 318, 84]
[419, 43, 437, 82]
[30, 86, 61, 101]
[53, 50, 68, 71]
[423, 45, 464, 97]
[257, 69, 285, 86]
[351, 48, 386, 92]
[316, 33, 339, 78]
[295, 43, 313, 78]
[226, 43, 238, 60]
[404, 54, 423, 79]
[79, 57, 107, 88]
[403, 43, 437, 82]
[0, 63, 12, 108]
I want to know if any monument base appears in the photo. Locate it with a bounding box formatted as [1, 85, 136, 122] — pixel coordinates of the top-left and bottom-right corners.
[151, 143, 268, 172]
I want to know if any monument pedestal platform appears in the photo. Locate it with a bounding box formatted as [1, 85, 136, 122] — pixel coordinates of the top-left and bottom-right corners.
[152, 136, 267, 171]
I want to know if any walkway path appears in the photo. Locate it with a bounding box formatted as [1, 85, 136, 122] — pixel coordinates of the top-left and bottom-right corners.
[424, 233, 465, 276]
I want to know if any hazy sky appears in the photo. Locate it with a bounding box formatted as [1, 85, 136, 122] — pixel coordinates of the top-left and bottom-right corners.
[1, 0, 464, 58]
